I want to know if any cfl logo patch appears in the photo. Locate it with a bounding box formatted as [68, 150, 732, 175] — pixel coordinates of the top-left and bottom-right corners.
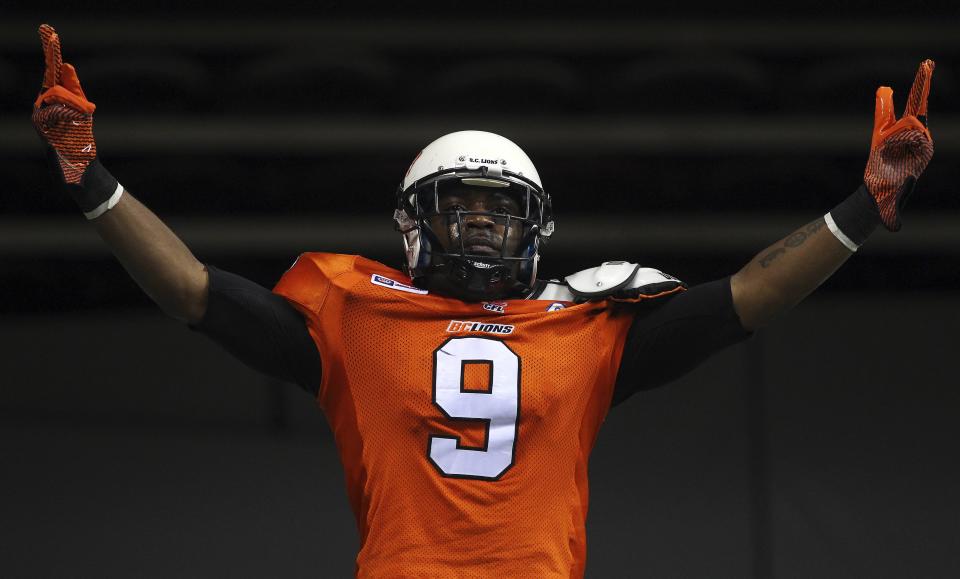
[446, 320, 515, 335]
[482, 301, 507, 313]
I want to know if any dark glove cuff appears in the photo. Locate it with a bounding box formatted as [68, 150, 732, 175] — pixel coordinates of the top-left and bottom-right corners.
[66, 157, 120, 214]
[44, 145, 120, 214]
[825, 184, 882, 249]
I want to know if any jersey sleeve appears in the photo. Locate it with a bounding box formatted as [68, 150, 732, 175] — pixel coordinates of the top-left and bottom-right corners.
[272, 253, 355, 319]
[190, 264, 321, 395]
[611, 276, 752, 406]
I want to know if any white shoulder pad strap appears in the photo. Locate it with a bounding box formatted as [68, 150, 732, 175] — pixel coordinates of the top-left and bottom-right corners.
[564, 261, 683, 299]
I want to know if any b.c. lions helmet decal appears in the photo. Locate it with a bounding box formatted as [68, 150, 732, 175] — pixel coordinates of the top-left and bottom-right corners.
[401, 130, 544, 193]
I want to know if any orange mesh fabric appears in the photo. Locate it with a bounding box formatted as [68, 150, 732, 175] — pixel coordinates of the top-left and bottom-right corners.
[863, 59, 935, 231]
[274, 254, 676, 578]
[32, 104, 96, 184]
[39, 24, 62, 90]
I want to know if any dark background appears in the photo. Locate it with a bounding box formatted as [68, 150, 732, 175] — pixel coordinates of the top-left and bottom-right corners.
[2, 2, 959, 577]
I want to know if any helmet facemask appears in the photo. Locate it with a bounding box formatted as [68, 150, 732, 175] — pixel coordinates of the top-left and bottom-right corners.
[395, 168, 553, 301]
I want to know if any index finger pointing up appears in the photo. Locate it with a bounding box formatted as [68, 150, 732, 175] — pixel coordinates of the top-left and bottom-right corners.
[39, 23, 62, 91]
[904, 59, 935, 120]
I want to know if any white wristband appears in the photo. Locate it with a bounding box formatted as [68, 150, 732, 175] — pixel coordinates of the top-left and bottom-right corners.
[824, 212, 860, 252]
[83, 183, 125, 220]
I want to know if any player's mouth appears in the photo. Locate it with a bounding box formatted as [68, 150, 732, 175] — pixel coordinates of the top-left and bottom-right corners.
[463, 238, 502, 256]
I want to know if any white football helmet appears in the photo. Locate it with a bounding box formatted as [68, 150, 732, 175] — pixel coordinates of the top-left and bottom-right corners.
[394, 130, 555, 300]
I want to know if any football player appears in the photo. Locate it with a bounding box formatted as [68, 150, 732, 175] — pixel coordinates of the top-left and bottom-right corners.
[32, 23, 934, 578]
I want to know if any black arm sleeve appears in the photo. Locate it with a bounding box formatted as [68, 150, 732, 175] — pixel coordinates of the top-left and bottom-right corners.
[189, 264, 321, 395]
[612, 276, 751, 406]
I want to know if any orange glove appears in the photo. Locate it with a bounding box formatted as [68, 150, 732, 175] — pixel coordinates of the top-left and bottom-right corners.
[863, 59, 935, 231]
[32, 24, 121, 219]
[32, 23, 98, 184]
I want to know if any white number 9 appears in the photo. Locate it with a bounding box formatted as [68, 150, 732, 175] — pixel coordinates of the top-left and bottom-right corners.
[428, 337, 520, 481]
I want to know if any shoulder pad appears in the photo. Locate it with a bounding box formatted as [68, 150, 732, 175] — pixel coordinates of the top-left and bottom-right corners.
[564, 261, 684, 300]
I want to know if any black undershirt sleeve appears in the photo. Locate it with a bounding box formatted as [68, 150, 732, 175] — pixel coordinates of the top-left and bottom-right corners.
[612, 276, 752, 406]
[189, 264, 321, 396]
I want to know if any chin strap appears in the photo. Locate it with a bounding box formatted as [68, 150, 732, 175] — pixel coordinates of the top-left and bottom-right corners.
[421, 257, 524, 302]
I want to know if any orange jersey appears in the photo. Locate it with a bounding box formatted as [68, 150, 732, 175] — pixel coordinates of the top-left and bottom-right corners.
[273, 253, 681, 578]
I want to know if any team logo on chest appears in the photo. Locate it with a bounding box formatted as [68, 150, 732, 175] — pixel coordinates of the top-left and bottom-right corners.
[446, 320, 515, 335]
[482, 301, 507, 313]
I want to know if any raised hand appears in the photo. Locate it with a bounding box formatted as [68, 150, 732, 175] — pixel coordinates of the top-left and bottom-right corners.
[863, 59, 935, 231]
[32, 23, 99, 185]
[32, 23, 121, 219]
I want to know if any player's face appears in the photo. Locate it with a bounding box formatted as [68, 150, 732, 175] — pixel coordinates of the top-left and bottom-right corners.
[428, 184, 524, 258]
